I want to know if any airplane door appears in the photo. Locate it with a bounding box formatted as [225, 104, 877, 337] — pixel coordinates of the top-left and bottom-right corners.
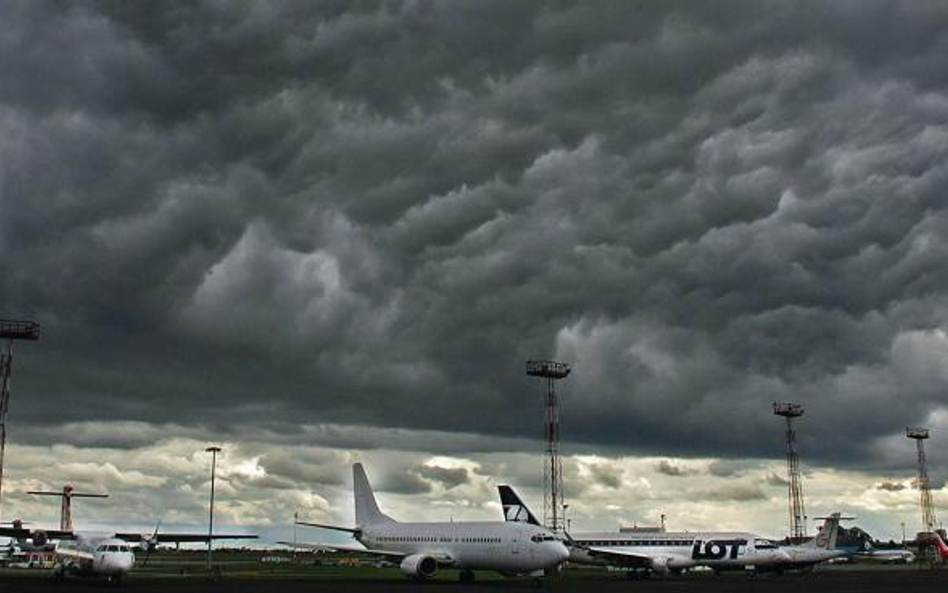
[511, 532, 521, 556]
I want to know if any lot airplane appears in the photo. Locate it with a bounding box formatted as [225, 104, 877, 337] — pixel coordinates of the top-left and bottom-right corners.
[498, 485, 790, 576]
[293, 463, 568, 582]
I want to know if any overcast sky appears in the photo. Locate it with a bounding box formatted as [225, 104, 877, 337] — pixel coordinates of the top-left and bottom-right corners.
[1, 1, 947, 543]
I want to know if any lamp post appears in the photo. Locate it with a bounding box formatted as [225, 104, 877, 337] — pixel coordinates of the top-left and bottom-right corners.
[205, 446, 222, 572]
[293, 511, 299, 562]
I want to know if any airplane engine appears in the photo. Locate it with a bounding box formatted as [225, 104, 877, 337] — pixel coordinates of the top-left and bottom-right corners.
[649, 556, 670, 576]
[400, 554, 438, 578]
[31, 530, 48, 546]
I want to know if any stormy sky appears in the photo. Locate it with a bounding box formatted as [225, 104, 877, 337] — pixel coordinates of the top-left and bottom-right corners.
[1, 1, 947, 541]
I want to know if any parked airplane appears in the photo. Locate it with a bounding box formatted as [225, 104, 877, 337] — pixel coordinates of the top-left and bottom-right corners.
[933, 531, 948, 561]
[293, 463, 569, 582]
[849, 543, 915, 564]
[497, 485, 790, 576]
[764, 514, 849, 572]
[0, 497, 257, 585]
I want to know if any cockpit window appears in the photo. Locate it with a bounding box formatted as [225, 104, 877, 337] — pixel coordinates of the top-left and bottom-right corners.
[120, 545, 130, 552]
[754, 539, 778, 549]
[530, 534, 557, 543]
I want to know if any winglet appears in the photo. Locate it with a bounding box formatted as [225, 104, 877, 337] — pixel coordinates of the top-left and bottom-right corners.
[498, 485, 541, 526]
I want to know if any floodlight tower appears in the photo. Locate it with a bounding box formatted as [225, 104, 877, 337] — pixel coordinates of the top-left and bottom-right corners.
[773, 402, 807, 540]
[905, 428, 936, 534]
[526, 360, 570, 533]
[0, 319, 40, 523]
[206, 445, 222, 571]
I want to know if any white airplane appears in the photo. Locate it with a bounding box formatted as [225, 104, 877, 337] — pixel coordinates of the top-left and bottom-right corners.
[497, 485, 790, 576]
[0, 523, 257, 584]
[293, 463, 569, 582]
[762, 514, 849, 572]
[850, 542, 915, 564]
[0, 486, 257, 584]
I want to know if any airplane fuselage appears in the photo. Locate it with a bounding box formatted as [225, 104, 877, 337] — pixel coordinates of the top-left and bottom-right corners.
[54, 535, 135, 582]
[360, 520, 568, 572]
[569, 531, 790, 572]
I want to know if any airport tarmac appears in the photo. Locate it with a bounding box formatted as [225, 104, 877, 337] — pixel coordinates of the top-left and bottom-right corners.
[1, 568, 947, 592]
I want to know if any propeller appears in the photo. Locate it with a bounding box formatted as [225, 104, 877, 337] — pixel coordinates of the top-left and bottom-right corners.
[141, 518, 162, 568]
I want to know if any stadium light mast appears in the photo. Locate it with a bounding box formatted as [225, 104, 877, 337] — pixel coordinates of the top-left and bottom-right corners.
[0, 318, 40, 523]
[526, 360, 570, 533]
[773, 402, 807, 541]
[905, 428, 936, 534]
[206, 445, 222, 572]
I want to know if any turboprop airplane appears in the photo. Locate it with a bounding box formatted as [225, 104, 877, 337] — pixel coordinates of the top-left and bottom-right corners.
[498, 486, 791, 576]
[293, 463, 569, 582]
[0, 485, 257, 584]
[0, 522, 257, 584]
[760, 514, 850, 573]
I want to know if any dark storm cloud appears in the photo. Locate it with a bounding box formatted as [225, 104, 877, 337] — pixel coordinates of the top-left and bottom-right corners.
[2, 1, 948, 476]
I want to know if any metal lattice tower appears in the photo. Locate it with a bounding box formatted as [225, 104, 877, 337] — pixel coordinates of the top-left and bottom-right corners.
[906, 428, 937, 534]
[28, 484, 108, 531]
[773, 402, 807, 540]
[0, 319, 40, 524]
[526, 360, 570, 533]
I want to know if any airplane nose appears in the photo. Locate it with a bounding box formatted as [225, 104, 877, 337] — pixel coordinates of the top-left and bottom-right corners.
[553, 542, 570, 564]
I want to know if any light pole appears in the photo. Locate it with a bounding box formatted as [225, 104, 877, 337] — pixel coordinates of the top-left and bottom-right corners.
[293, 510, 299, 562]
[205, 446, 222, 572]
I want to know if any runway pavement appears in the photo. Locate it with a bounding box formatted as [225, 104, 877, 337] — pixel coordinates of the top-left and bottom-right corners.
[1, 567, 947, 593]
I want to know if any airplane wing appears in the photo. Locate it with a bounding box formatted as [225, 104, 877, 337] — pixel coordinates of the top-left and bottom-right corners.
[295, 520, 360, 534]
[113, 532, 258, 543]
[0, 526, 76, 541]
[581, 546, 662, 568]
[288, 540, 453, 564]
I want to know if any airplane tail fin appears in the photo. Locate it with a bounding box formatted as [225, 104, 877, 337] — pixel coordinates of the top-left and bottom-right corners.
[934, 531, 948, 560]
[498, 485, 541, 526]
[353, 463, 395, 527]
[810, 513, 848, 550]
